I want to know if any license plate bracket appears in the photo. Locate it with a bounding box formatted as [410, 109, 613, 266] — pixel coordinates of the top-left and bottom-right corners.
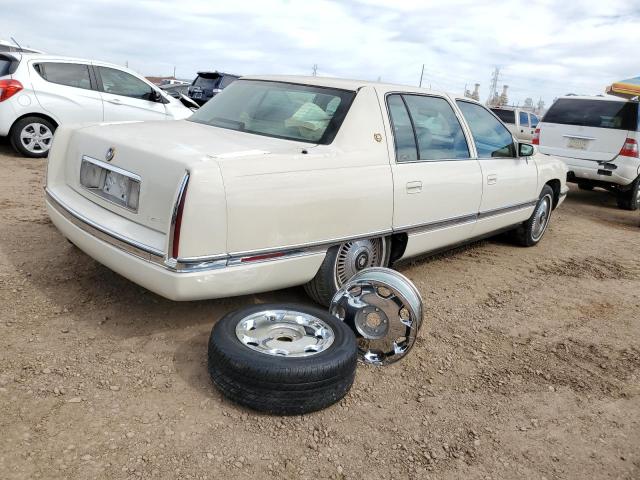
[79, 157, 141, 212]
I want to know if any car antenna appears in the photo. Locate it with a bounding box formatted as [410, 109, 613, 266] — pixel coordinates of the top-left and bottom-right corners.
[10, 36, 23, 61]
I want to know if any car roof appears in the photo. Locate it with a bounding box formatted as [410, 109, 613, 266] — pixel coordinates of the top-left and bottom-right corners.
[196, 71, 237, 77]
[239, 74, 458, 98]
[556, 94, 629, 103]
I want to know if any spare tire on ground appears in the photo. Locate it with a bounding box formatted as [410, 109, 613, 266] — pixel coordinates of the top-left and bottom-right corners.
[207, 303, 358, 415]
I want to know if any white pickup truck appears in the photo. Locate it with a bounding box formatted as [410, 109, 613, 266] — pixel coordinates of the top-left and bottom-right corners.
[491, 107, 540, 143]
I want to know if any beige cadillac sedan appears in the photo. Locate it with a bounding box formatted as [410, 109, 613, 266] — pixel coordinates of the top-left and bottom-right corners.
[45, 75, 568, 305]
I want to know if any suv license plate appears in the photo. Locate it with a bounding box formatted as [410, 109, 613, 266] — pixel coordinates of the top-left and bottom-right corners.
[567, 138, 588, 150]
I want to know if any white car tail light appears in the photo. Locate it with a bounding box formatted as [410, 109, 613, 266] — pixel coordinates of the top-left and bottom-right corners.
[619, 138, 639, 158]
[0, 79, 23, 102]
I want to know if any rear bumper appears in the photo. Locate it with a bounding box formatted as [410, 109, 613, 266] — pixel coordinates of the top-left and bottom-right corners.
[45, 190, 326, 301]
[562, 156, 640, 186]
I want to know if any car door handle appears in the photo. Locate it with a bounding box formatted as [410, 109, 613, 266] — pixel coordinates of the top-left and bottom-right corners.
[487, 174, 498, 185]
[406, 181, 423, 194]
[106, 99, 122, 105]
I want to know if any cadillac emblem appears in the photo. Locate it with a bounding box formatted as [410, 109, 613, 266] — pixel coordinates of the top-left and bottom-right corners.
[374, 133, 382, 143]
[105, 147, 115, 162]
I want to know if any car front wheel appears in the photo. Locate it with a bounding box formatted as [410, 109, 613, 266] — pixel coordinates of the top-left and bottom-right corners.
[304, 237, 389, 306]
[513, 185, 554, 247]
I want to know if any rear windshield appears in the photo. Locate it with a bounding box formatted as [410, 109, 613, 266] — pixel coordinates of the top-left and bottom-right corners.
[491, 108, 515, 124]
[189, 80, 356, 144]
[0, 55, 17, 76]
[543, 98, 639, 131]
[194, 75, 221, 89]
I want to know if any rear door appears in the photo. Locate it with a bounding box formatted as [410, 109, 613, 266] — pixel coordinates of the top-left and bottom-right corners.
[386, 92, 483, 258]
[538, 98, 635, 161]
[30, 61, 104, 124]
[456, 100, 538, 235]
[95, 65, 168, 121]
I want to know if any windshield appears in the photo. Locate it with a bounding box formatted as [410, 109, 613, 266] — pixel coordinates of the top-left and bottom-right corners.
[188, 80, 356, 144]
[194, 75, 220, 89]
[543, 98, 638, 131]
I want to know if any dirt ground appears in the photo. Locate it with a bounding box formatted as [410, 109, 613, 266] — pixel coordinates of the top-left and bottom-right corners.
[0, 138, 639, 480]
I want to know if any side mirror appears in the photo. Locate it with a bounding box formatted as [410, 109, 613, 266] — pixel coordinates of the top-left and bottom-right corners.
[518, 143, 534, 157]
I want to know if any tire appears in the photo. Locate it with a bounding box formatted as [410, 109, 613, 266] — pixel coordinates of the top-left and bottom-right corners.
[207, 304, 358, 415]
[10, 116, 56, 158]
[616, 177, 640, 211]
[513, 185, 554, 247]
[578, 183, 594, 191]
[304, 237, 390, 307]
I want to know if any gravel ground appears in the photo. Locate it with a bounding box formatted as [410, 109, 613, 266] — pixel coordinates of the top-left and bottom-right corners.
[1, 138, 639, 480]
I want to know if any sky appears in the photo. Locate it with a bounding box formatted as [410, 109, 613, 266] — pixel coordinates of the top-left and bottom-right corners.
[2, 0, 639, 107]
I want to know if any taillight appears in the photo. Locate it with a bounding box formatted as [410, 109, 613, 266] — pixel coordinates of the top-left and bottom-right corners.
[532, 128, 540, 145]
[0, 79, 23, 102]
[619, 138, 639, 158]
[171, 181, 189, 259]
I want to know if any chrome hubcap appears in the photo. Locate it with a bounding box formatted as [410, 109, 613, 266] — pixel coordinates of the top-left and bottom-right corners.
[235, 310, 335, 357]
[531, 194, 552, 241]
[335, 238, 385, 286]
[330, 267, 423, 365]
[20, 123, 53, 154]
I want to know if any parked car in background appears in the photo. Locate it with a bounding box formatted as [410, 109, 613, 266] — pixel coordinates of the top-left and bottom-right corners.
[0, 53, 192, 158]
[490, 106, 540, 142]
[45, 76, 568, 306]
[187, 71, 238, 105]
[536, 95, 640, 210]
[160, 83, 190, 99]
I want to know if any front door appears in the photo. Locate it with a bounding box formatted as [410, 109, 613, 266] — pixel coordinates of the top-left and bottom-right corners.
[456, 100, 538, 236]
[384, 92, 483, 259]
[95, 66, 168, 122]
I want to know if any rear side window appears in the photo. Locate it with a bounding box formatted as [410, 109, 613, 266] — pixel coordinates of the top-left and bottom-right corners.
[387, 95, 418, 162]
[519, 111, 529, 127]
[456, 101, 516, 158]
[97, 67, 153, 100]
[491, 108, 515, 124]
[35, 62, 92, 90]
[0, 55, 18, 76]
[530, 114, 539, 128]
[543, 99, 639, 131]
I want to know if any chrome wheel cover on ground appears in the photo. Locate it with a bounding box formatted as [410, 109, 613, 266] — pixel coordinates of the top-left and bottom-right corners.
[330, 267, 423, 365]
[531, 194, 552, 241]
[20, 123, 53, 154]
[334, 238, 386, 287]
[235, 309, 335, 357]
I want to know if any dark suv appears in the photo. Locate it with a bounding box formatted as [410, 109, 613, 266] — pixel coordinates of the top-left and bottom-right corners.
[187, 71, 239, 105]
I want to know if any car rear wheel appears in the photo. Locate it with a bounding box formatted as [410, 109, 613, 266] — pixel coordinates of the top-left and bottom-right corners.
[304, 237, 390, 306]
[616, 177, 640, 211]
[10, 116, 56, 158]
[513, 185, 554, 247]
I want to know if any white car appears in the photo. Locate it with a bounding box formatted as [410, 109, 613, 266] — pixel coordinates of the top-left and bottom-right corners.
[490, 107, 540, 142]
[0, 52, 191, 158]
[45, 76, 568, 305]
[536, 95, 640, 210]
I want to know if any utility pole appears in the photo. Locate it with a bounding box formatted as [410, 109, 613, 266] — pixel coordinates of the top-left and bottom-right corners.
[173, 66, 176, 78]
[419, 64, 425, 87]
[312, 64, 318, 76]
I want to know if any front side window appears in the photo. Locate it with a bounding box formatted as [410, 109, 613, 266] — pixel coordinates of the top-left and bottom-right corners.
[97, 67, 153, 100]
[456, 101, 516, 158]
[519, 111, 530, 128]
[189, 80, 355, 144]
[35, 62, 92, 90]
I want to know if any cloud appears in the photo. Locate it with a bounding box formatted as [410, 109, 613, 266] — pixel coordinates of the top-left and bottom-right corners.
[1, 0, 639, 106]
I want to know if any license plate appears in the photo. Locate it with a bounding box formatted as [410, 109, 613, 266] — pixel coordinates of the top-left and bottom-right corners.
[567, 137, 588, 150]
[193, 92, 202, 99]
[80, 157, 141, 212]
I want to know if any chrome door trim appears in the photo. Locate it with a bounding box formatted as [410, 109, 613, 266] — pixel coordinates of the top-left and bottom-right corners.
[477, 199, 537, 219]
